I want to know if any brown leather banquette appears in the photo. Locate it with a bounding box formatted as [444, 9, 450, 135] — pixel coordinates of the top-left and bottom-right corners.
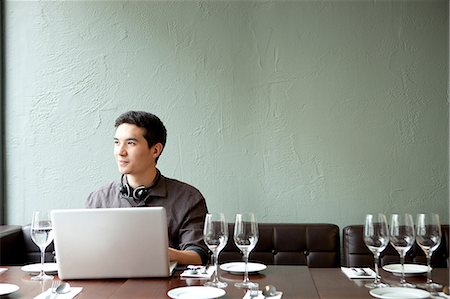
[342, 224, 449, 268]
[1, 223, 340, 267]
[220, 223, 340, 267]
[0, 225, 55, 266]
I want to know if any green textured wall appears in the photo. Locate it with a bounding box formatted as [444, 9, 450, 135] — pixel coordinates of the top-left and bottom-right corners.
[4, 1, 449, 229]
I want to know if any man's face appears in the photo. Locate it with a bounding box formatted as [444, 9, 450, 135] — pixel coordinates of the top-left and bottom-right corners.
[114, 123, 156, 175]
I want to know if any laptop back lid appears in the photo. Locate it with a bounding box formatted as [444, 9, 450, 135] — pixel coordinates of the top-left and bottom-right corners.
[51, 207, 174, 279]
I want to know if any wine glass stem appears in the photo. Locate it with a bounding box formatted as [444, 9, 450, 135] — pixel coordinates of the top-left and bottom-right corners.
[426, 253, 432, 284]
[39, 247, 45, 277]
[373, 252, 380, 285]
[400, 254, 406, 284]
[243, 251, 249, 283]
[212, 251, 218, 283]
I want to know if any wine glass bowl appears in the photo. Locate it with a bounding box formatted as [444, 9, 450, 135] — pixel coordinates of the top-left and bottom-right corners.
[30, 211, 54, 281]
[203, 213, 228, 288]
[364, 213, 389, 289]
[233, 213, 259, 289]
[415, 213, 442, 291]
[389, 213, 415, 287]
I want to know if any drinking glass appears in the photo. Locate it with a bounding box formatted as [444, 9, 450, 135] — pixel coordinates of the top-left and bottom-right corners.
[416, 213, 442, 291]
[30, 211, 54, 281]
[364, 213, 389, 288]
[233, 212, 259, 289]
[389, 213, 415, 287]
[203, 213, 228, 288]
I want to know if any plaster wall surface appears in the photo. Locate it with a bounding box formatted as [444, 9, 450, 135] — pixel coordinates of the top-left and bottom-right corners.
[4, 0, 449, 228]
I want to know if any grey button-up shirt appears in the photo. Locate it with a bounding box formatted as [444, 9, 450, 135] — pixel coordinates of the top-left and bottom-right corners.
[85, 172, 209, 264]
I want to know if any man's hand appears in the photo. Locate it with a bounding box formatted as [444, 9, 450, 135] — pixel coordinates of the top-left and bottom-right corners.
[168, 248, 202, 265]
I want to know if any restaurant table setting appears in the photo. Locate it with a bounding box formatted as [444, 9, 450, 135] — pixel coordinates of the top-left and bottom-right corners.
[242, 284, 283, 299]
[2, 211, 448, 298]
[180, 265, 214, 279]
[33, 282, 83, 299]
[220, 262, 267, 275]
[21, 263, 59, 276]
[361, 212, 446, 299]
[174, 212, 282, 299]
[382, 264, 429, 277]
[0, 282, 20, 296]
[341, 267, 376, 279]
[0, 265, 17, 296]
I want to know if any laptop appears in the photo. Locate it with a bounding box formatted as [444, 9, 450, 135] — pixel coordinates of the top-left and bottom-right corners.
[51, 207, 177, 279]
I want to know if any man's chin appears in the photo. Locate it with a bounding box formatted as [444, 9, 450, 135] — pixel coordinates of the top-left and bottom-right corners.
[118, 167, 130, 175]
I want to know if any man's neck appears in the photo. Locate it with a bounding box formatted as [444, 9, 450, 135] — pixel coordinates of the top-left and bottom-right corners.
[126, 168, 158, 189]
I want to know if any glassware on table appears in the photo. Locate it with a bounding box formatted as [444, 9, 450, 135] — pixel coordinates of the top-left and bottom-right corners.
[415, 213, 442, 291]
[203, 212, 228, 288]
[389, 213, 415, 288]
[233, 212, 259, 289]
[364, 213, 389, 289]
[30, 211, 54, 281]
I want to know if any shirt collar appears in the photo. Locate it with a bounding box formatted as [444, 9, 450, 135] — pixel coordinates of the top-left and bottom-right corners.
[147, 168, 167, 198]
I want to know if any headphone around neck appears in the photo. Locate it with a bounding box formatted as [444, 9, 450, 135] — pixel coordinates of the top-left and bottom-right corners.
[119, 172, 160, 201]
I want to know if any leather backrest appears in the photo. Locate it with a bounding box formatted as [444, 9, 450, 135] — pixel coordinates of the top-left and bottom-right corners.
[0, 225, 27, 265]
[343, 224, 449, 268]
[219, 223, 340, 267]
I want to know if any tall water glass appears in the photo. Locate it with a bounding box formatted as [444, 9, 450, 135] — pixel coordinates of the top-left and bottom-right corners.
[416, 213, 442, 291]
[389, 213, 415, 287]
[364, 213, 389, 288]
[30, 211, 54, 281]
[234, 213, 258, 289]
[203, 213, 228, 288]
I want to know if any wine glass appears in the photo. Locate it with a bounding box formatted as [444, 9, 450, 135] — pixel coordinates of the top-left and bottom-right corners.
[203, 213, 228, 288]
[234, 212, 259, 289]
[389, 213, 415, 287]
[415, 213, 442, 291]
[364, 213, 389, 288]
[30, 211, 54, 281]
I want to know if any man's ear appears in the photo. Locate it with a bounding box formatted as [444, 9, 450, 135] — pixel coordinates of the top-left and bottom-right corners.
[152, 143, 164, 159]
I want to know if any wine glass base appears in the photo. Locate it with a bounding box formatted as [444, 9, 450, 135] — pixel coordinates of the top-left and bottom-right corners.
[417, 282, 443, 291]
[204, 281, 228, 289]
[365, 282, 389, 289]
[395, 282, 416, 288]
[31, 273, 53, 281]
[235, 281, 259, 289]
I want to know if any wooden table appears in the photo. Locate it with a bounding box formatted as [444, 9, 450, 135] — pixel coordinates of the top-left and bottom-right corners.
[310, 268, 449, 299]
[0, 265, 448, 298]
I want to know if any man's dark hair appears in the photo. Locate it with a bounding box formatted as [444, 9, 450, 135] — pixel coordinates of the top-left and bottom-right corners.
[115, 111, 167, 160]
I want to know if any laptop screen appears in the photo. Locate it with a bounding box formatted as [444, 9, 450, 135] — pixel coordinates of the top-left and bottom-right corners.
[51, 207, 175, 279]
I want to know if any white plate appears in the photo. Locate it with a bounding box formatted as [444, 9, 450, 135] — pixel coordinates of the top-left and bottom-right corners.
[382, 264, 428, 276]
[21, 262, 58, 275]
[370, 287, 430, 299]
[220, 262, 267, 274]
[167, 286, 226, 299]
[0, 283, 19, 296]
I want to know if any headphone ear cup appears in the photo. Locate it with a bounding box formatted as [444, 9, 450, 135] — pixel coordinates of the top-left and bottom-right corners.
[133, 186, 149, 200]
[120, 182, 131, 197]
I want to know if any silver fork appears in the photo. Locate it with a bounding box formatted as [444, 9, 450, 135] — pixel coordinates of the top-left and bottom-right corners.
[47, 280, 60, 299]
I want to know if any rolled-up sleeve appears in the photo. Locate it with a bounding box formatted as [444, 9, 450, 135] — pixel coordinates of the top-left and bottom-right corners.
[178, 195, 209, 264]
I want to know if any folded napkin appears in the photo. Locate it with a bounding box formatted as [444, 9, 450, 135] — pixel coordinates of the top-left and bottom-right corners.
[243, 290, 283, 299]
[33, 287, 83, 299]
[341, 267, 376, 279]
[180, 266, 214, 279]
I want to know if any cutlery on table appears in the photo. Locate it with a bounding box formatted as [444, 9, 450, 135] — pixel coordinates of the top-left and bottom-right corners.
[47, 280, 60, 299]
[350, 267, 370, 276]
[262, 285, 277, 297]
[47, 281, 71, 299]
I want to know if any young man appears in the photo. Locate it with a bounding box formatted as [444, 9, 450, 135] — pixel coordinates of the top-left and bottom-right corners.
[86, 111, 208, 265]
